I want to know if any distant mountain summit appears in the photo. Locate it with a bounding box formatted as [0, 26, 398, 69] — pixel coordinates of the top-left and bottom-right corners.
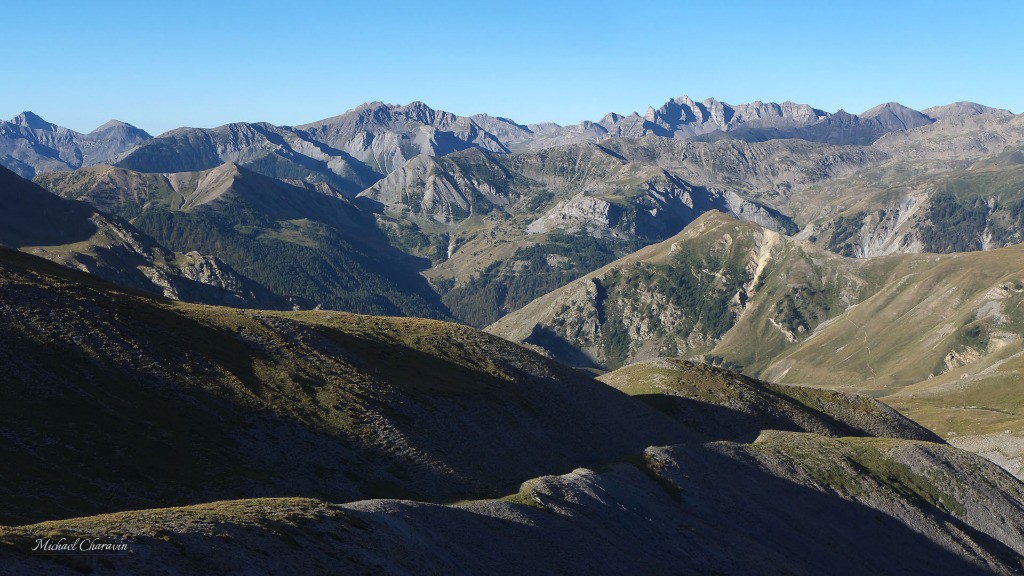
[483, 95, 1010, 150]
[0, 111, 150, 178]
[10, 110, 55, 130]
[297, 100, 510, 173]
[641, 96, 828, 137]
[923, 101, 1014, 119]
[860, 102, 935, 131]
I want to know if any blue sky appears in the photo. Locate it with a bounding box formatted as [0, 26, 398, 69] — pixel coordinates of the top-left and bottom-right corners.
[5, 0, 1022, 135]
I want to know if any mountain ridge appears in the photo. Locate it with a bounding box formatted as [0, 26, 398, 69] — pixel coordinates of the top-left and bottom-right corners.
[0, 112, 151, 178]
[7, 95, 1012, 183]
[0, 165, 278, 307]
[4, 244, 1024, 574]
[36, 162, 454, 317]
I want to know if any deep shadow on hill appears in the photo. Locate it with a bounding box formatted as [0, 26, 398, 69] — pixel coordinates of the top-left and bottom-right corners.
[0, 247, 683, 524]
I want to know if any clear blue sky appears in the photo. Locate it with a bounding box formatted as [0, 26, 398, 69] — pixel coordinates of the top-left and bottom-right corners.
[5, 0, 1022, 135]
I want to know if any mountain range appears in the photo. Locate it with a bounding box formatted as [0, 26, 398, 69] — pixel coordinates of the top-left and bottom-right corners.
[6, 93, 1024, 572]
[5, 95, 1010, 185]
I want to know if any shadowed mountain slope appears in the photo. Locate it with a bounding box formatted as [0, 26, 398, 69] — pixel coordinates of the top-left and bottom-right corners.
[600, 358, 938, 443]
[38, 163, 450, 317]
[0, 247, 683, 525]
[489, 210, 1024, 478]
[0, 165, 277, 307]
[1, 366, 1022, 574]
[3, 247, 1024, 574]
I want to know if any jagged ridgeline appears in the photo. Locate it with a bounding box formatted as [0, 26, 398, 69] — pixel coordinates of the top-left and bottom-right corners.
[34, 133, 798, 325]
[13, 96, 1024, 487]
[0, 112, 150, 179]
[15, 99, 1024, 333]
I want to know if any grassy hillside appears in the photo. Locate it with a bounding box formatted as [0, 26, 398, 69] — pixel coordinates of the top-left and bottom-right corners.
[489, 211, 1024, 391]
[490, 211, 1024, 477]
[0, 247, 684, 525]
[0, 165, 278, 307]
[599, 358, 937, 442]
[4, 246, 1024, 574]
[37, 164, 450, 318]
[489, 211, 866, 369]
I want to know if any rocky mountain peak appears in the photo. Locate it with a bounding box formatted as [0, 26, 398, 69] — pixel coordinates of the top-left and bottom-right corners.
[861, 102, 916, 117]
[677, 95, 699, 109]
[89, 119, 151, 138]
[396, 100, 439, 123]
[922, 101, 1015, 120]
[11, 111, 55, 131]
[91, 119, 130, 132]
[860, 102, 933, 131]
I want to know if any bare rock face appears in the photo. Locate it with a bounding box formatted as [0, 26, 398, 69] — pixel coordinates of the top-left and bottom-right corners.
[639, 95, 831, 139]
[485, 95, 935, 152]
[177, 251, 242, 287]
[874, 113, 1024, 160]
[298, 101, 509, 174]
[359, 152, 515, 222]
[523, 175, 795, 242]
[722, 190, 790, 231]
[527, 193, 621, 236]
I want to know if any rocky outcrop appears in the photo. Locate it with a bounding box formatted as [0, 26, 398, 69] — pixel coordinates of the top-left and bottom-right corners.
[526, 193, 622, 236]
[358, 151, 517, 222]
[643, 95, 829, 138]
[816, 159, 1024, 258]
